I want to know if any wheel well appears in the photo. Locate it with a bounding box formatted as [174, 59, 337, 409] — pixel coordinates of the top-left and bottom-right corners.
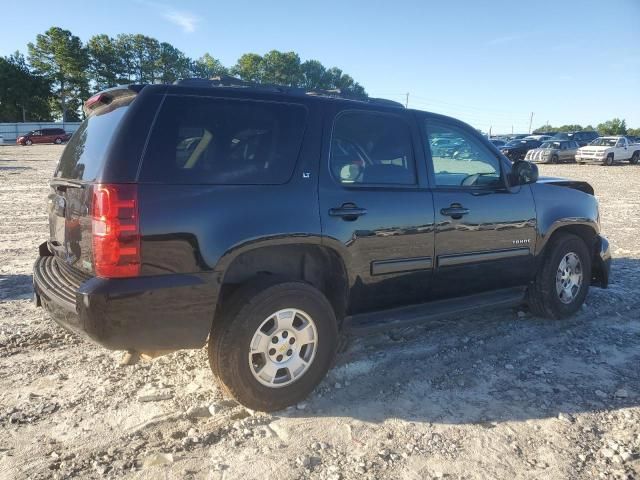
[217, 245, 349, 321]
[546, 225, 597, 252]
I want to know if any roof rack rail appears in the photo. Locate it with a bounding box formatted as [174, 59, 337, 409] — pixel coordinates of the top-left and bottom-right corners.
[173, 76, 404, 108]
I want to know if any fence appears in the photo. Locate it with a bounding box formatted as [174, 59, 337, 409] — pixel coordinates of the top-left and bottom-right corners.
[0, 122, 82, 143]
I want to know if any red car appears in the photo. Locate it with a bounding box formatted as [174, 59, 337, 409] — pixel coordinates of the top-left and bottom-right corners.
[17, 128, 71, 145]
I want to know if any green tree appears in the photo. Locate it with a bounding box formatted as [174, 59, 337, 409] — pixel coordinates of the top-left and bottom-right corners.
[627, 127, 640, 137]
[597, 118, 627, 135]
[323, 67, 366, 95]
[191, 53, 228, 78]
[232, 53, 264, 82]
[300, 60, 326, 89]
[115, 34, 160, 83]
[0, 52, 53, 122]
[261, 50, 301, 86]
[28, 27, 89, 121]
[87, 34, 121, 90]
[157, 42, 191, 83]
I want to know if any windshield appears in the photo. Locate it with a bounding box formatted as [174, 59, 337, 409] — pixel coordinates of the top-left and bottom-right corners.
[540, 141, 561, 149]
[505, 140, 525, 147]
[552, 133, 570, 140]
[590, 138, 618, 147]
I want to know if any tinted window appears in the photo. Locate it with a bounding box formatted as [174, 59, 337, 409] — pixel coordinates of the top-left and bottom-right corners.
[140, 96, 306, 185]
[330, 111, 415, 185]
[425, 119, 502, 187]
[55, 96, 133, 180]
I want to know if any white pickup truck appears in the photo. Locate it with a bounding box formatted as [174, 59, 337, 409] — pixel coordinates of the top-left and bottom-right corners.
[575, 136, 640, 166]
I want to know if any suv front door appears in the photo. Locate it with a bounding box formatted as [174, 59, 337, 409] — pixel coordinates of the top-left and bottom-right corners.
[420, 115, 537, 299]
[319, 106, 435, 314]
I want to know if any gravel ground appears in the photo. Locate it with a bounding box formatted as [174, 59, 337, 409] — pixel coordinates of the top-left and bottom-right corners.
[0, 145, 639, 480]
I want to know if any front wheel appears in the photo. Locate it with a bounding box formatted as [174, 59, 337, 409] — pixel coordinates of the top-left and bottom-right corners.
[208, 279, 338, 411]
[551, 154, 559, 164]
[605, 154, 614, 166]
[25, 139, 33, 146]
[527, 233, 591, 319]
[54, 137, 62, 144]
[630, 151, 639, 165]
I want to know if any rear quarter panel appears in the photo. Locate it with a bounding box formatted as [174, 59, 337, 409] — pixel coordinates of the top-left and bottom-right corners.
[137, 98, 324, 276]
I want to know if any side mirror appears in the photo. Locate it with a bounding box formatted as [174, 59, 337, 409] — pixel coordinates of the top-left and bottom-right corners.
[511, 160, 539, 185]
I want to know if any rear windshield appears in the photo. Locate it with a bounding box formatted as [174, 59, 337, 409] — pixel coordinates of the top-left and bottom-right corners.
[139, 95, 307, 185]
[55, 96, 133, 180]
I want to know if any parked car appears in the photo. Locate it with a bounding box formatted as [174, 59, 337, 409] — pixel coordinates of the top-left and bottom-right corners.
[33, 80, 611, 411]
[525, 140, 579, 164]
[550, 131, 599, 147]
[490, 138, 506, 147]
[16, 128, 71, 146]
[575, 136, 640, 166]
[524, 135, 553, 142]
[499, 139, 542, 161]
[0, 135, 4, 145]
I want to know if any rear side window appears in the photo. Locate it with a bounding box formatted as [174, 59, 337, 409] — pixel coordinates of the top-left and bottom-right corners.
[140, 96, 307, 185]
[55, 96, 133, 180]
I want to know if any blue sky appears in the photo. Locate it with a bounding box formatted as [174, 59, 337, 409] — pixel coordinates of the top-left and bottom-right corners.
[2, 0, 639, 133]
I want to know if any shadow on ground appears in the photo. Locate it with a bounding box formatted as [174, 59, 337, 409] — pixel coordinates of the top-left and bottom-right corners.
[0, 274, 33, 301]
[285, 257, 640, 426]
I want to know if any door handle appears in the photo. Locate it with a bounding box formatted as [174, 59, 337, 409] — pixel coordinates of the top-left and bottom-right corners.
[329, 203, 367, 220]
[441, 204, 469, 219]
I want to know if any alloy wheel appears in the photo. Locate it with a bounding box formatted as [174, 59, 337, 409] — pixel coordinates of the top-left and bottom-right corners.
[555, 252, 583, 304]
[248, 308, 318, 388]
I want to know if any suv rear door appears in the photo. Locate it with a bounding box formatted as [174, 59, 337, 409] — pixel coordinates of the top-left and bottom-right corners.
[419, 114, 537, 299]
[319, 105, 435, 314]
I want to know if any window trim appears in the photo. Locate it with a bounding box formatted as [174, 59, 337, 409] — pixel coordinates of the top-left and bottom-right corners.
[421, 115, 509, 191]
[328, 108, 419, 189]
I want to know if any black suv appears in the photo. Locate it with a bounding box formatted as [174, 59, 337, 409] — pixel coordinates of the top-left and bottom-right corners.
[33, 79, 611, 411]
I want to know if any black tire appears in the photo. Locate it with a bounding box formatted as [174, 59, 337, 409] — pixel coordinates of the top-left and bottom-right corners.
[630, 151, 639, 165]
[551, 154, 559, 164]
[527, 233, 591, 319]
[54, 137, 62, 144]
[208, 278, 338, 411]
[605, 154, 614, 166]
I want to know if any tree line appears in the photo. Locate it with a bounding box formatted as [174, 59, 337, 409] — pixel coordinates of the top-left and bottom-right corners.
[0, 27, 366, 122]
[534, 118, 640, 137]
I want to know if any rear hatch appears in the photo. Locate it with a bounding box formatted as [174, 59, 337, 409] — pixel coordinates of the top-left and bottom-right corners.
[47, 88, 139, 276]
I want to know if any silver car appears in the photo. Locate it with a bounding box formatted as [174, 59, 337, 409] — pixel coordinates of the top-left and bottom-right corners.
[525, 140, 579, 164]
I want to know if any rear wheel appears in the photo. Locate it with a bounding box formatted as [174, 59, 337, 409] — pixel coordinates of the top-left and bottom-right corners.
[631, 151, 639, 165]
[527, 233, 591, 319]
[208, 279, 338, 411]
[605, 154, 614, 166]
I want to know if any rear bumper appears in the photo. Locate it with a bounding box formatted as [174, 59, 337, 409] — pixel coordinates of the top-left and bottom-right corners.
[591, 235, 611, 288]
[33, 244, 219, 350]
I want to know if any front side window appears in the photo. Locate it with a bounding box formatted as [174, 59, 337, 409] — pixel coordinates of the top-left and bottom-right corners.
[141, 96, 307, 185]
[330, 111, 415, 185]
[424, 119, 502, 188]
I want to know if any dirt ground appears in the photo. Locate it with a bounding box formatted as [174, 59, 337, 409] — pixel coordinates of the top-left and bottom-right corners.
[0, 144, 639, 480]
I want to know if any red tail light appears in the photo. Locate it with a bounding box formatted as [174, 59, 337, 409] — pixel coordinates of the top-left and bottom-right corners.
[92, 184, 140, 278]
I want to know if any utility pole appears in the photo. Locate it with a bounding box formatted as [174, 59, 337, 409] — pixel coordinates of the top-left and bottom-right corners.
[529, 112, 534, 134]
[405, 92, 409, 108]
